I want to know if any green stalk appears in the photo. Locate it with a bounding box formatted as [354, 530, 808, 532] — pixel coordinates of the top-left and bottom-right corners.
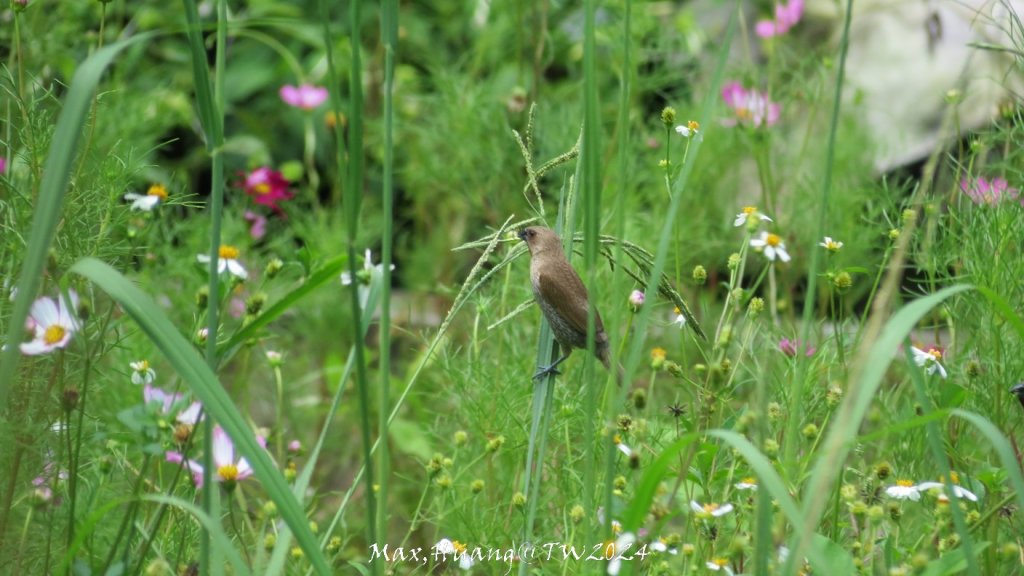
[377, 0, 398, 556]
[180, 0, 228, 570]
[581, 0, 602, 547]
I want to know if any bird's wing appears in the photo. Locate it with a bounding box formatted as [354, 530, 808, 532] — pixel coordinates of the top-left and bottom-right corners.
[536, 263, 604, 335]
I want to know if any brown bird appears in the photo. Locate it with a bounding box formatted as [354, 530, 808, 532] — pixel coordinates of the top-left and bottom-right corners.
[519, 226, 622, 383]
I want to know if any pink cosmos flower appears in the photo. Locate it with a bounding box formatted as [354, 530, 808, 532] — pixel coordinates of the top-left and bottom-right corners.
[721, 82, 781, 128]
[21, 290, 80, 355]
[143, 385, 203, 424]
[779, 337, 816, 358]
[755, 0, 804, 38]
[239, 167, 293, 214]
[166, 425, 260, 490]
[243, 210, 267, 240]
[280, 84, 329, 110]
[960, 176, 1021, 206]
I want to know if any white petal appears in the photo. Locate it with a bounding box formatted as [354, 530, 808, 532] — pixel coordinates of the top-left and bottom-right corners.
[713, 503, 734, 516]
[435, 539, 455, 554]
[177, 402, 203, 425]
[776, 247, 791, 262]
[764, 246, 777, 260]
[212, 426, 234, 468]
[197, 254, 212, 264]
[340, 271, 353, 285]
[29, 296, 59, 327]
[20, 339, 56, 355]
[733, 214, 746, 226]
[226, 260, 248, 279]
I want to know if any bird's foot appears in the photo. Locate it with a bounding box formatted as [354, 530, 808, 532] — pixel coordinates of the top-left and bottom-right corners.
[532, 364, 562, 381]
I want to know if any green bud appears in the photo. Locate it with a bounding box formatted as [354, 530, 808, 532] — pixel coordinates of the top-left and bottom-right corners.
[692, 265, 707, 285]
[661, 107, 677, 127]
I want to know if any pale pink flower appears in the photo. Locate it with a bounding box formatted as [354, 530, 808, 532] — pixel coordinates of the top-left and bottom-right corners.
[21, 291, 80, 355]
[280, 84, 329, 110]
[960, 176, 1020, 206]
[722, 82, 780, 128]
[755, 0, 804, 38]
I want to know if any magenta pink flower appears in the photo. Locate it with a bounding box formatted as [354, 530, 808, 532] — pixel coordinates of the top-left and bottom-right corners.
[755, 0, 804, 38]
[779, 337, 815, 358]
[722, 82, 781, 128]
[280, 84, 329, 110]
[960, 176, 1021, 206]
[239, 167, 293, 213]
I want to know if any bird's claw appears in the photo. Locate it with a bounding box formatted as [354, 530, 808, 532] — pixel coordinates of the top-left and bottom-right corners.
[533, 365, 562, 381]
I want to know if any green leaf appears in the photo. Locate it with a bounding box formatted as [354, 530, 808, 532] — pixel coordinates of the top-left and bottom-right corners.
[70, 258, 330, 575]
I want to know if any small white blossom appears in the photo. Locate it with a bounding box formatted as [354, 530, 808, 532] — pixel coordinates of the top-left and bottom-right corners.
[911, 346, 947, 379]
[750, 231, 791, 262]
[733, 206, 773, 227]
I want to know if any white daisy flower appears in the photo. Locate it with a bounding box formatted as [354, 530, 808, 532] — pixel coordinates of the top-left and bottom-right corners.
[750, 231, 791, 262]
[197, 245, 248, 279]
[124, 184, 168, 211]
[672, 307, 687, 328]
[675, 120, 701, 138]
[130, 359, 156, 385]
[606, 532, 636, 575]
[885, 480, 921, 501]
[733, 206, 773, 227]
[734, 477, 758, 491]
[690, 500, 734, 519]
[910, 346, 947, 379]
[20, 290, 81, 355]
[819, 236, 843, 252]
[706, 558, 735, 575]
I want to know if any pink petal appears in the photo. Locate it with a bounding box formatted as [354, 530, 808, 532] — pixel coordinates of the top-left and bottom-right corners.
[721, 82, 746, 108]
[766, 102, 781, 126]
[755, 20, 780, 38]
[279, 85, 301, 107]
[29, 296, 59, 327]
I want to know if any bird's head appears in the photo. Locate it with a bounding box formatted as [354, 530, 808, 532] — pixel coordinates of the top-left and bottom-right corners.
[518, 226, 560, 256]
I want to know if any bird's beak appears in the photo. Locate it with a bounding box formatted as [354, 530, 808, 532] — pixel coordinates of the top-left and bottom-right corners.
[1011, 383, 1024, 409]
[517, 228, 527, 241]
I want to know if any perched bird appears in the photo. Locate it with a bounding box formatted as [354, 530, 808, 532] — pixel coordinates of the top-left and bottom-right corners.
[518, 226, 622, 383]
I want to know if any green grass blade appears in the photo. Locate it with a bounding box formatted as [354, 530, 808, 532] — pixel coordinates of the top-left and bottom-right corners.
[0, 33, 152, 409]
[69, 258, 331, 575]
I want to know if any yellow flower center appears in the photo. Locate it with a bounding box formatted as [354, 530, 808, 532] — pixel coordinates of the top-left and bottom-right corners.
[452, 541, 467, 554]
[741, 477, 756, 485]
[742, 206, 757, 215]
[253, 182, 271, 195]
[44, 325, 66, 345]
[218, 464, 239, 482]
[896, 479, 914, 487]
[674, 307, 682, 315]
[688, 120, 700, 132]
[703, 503, 720, 514]
[942, 472, 959, 484]
[712, 558, 729, 568]
[613, 434, 623, 445]
[219, 245, 240, 260]
[766, 233, 782, 247]
[135, 360, 150, 372]
[147, 184, 168, 199]
[928, 348, 942, 361]
[737, 107, 753, 120]
[602, 539, 617, 559]
[651, 347, 666, 361]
